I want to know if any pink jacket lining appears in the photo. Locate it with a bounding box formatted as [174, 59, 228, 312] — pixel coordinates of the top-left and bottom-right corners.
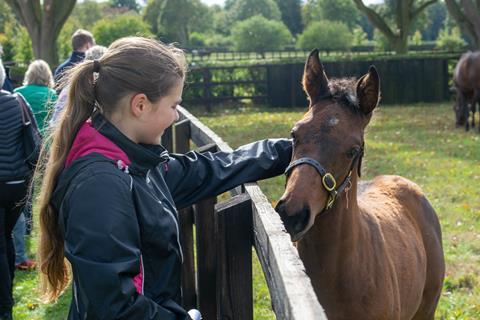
[65, 120, 143, 294]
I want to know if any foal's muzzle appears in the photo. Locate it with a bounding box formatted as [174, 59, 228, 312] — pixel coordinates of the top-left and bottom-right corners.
[275, 200, 310, 241]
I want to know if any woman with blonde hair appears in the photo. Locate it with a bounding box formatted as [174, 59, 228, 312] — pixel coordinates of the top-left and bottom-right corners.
[14, 59, 57, 131]
[37, 36, 291, 319]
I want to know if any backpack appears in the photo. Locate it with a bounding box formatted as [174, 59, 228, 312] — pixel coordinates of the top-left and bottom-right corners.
[15, 93, 42, 170]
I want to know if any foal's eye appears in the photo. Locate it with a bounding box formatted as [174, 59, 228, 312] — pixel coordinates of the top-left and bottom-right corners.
[290, 131, 298, 143]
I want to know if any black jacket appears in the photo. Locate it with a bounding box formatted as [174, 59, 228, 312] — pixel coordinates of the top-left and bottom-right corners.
[51, 114, 292, 320]
[0, 90, 31, 181]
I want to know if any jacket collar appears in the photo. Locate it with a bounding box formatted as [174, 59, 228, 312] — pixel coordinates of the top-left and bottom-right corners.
[91, 113, 169, 174]
[70, 51, 85, 64]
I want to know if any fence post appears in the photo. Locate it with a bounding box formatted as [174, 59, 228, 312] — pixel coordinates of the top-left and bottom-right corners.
[203, 68, 212, 112]
[174, 119, 197, 310]
[161, 126, 173, 153]
[194, 197, 217, 320]
[215, 193, 253, 320]
[194, 142, 219, 320]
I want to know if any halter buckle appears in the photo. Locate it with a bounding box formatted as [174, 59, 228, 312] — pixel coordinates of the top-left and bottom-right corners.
[322, 173, 336, 191]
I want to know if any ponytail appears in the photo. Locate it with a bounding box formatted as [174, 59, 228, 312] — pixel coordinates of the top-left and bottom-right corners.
[37, 60, 97, 301]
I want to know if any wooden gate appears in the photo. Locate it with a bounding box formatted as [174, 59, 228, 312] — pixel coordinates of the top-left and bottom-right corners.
[161, 106, 326, 320]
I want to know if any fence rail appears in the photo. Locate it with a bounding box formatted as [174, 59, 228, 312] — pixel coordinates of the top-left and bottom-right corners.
[184, 54, 462, 108]
[160, 106, 326, 319]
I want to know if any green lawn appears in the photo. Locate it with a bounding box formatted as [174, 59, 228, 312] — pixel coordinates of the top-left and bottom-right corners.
[13, 102, 479, 319]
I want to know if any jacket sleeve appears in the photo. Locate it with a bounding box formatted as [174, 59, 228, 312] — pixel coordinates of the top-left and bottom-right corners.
[163, 138, 292, 209]
[63, 171, 190, 320]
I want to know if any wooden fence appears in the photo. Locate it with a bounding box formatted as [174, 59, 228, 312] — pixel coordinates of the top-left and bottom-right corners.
[184, 54, 462, 108]
[161, 106, 326, 320]
[185, 45, 459, 62]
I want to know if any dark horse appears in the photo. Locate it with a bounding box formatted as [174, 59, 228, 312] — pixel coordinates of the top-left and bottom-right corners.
[275, 50, 445, 320]
[453, 51, 480, 131]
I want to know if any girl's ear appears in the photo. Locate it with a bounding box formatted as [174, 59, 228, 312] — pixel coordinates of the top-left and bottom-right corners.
[130, 93, 149, 118]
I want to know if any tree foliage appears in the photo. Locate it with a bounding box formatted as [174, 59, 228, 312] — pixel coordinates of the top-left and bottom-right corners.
[274, 0, 303, 35]
[445, 0, 480, 49]
[228, 0, 282, 22]
[422, 1, 447, 40]
[231, 15, 292, 52]
[435, 25, 467, 51]
[303, 0, 361, 30]
[297, 20, 353, 51]
[93, 14, 152, 46]
[353, 0, 438, 53]
[70, 0, 106, 29]
[109, 0, 139, 12]
[143, 0, 211, 46]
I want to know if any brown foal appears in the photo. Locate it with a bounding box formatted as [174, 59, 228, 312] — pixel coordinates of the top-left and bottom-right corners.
[275, 50, 445, 320]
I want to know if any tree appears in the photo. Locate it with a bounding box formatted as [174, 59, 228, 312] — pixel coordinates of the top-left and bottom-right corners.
[303, 0, 361, 30]
[353, 0, 438, 53]
[71, 0, 106, 29]
[228, 0, 282, 22]
[143, 0, 211, 46]
[109, 0, 139, 12]
[93, 14, 152, 46]
[445, 0, 480, 49]
[274, 0, 303, 35]
[297, 20, 353, 51]
[422, 1, 447, 40]
[231, 15, 292, 52]
[4, 0, 76, 66]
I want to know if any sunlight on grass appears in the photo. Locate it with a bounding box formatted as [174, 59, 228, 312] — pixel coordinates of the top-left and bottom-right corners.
[12, 102, 479, 319]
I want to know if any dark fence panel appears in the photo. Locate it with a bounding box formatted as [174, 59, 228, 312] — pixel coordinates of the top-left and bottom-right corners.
[184, 56, 460, 108]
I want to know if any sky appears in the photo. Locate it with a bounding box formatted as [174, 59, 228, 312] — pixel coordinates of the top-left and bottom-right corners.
[199, 0, 384, 6]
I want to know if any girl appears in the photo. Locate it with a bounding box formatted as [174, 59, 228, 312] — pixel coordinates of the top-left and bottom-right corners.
[37, 37, 292, 320]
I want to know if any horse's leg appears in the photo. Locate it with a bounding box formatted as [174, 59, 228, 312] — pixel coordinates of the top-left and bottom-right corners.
[459, 93, 470, 131]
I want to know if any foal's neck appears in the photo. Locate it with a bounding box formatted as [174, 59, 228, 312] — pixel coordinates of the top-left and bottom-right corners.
[303, 174, 364, 250]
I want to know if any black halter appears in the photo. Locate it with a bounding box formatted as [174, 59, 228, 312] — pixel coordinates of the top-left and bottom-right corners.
[284, 144, 364, 213]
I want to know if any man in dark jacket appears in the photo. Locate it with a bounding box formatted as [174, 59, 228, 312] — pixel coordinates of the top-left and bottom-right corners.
[54, 29, 95, 84]
[0, 46, 13, 93]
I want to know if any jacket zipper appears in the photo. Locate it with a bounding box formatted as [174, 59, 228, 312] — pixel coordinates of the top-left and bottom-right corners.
[73, 280, 80, 313]
[146, 170, 184, 263]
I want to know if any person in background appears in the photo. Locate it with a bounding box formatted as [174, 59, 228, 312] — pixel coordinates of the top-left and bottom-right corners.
[50, 45, 107, 126]
[0, 45, 13, 93]
[54, 29, 95, 84]
[12, 59, 56, 272]
[14, 59, 57, 131]
[37, 37, 292, 320]
[0, 56, 34, 320]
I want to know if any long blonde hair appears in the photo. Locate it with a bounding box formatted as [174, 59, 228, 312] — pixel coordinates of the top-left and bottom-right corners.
[37, 37, 186, 301]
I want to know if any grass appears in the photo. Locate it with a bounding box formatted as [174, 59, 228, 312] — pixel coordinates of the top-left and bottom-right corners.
[12, 102, 479, 319]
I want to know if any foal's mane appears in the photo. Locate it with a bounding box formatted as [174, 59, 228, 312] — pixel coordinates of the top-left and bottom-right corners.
[327, 78, 362, 115]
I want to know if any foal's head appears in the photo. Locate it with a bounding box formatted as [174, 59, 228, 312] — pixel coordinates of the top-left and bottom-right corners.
[275, 50, 381, 241]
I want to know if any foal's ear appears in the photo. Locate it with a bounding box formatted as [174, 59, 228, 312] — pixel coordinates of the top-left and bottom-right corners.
[303, 49, 330, 106]
[356, 66, 380, 115]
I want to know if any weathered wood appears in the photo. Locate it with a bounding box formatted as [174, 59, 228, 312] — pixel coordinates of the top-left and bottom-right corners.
[174, 119, 191, 153]
[174, 119, 196, 309]
[194, 197, 217, 320]
[161, 126, 173, 153]
[246, 183, 327, 320]
[177, 107, 326, 320]
[178, 106, 232, 152]
[179, 206, 196, 310]
[195, 143, 217, 154]
[215, 194, 253, 320]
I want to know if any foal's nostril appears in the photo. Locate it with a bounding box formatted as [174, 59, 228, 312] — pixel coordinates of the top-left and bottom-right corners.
[292, 206, 310, 234]
[275, 200, 286, 215]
